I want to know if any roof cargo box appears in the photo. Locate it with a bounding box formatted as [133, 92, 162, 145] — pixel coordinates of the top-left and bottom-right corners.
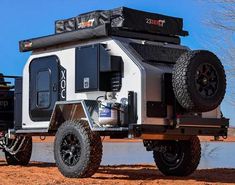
[55, 7, 188, 36]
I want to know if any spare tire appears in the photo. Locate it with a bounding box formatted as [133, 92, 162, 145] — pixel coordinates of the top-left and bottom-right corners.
[172, 50, 226, 112]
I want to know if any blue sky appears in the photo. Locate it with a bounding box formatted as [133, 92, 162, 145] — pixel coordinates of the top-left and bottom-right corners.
[0, 0, 234, 125]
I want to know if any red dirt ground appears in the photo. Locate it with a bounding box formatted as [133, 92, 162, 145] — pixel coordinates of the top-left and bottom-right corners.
[0, 161, 234, 185]
[0, 136, 233, 185]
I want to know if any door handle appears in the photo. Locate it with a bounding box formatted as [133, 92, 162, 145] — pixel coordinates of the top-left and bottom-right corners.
[52, 83, 57, 92]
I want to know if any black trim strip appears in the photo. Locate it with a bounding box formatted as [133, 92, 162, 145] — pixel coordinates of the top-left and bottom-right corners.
[112, 29, 180, 44]
[177, 117, 229, 127]
[130, 117, 229, 137]
[131, 123, 228, 137]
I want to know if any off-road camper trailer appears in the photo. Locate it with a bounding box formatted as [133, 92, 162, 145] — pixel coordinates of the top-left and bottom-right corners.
[0, 7, 228, 178]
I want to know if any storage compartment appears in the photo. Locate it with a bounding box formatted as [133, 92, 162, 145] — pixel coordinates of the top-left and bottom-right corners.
[75, 44, 122, 92]
[75, 45, 99, 92]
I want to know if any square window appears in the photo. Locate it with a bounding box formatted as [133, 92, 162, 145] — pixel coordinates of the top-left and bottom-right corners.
[36, 70, 51, 108]
[37, 92, 50, 108]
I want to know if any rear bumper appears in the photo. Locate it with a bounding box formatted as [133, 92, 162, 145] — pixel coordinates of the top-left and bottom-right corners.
[130, 117, 229, 138]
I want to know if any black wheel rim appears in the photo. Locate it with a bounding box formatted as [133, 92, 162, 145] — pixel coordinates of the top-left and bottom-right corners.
[195, 63, 218, 98]
[60, 133, 81, 166]
[160, 142, 184, 169]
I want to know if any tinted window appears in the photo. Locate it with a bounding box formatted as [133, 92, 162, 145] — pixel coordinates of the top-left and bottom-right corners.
[36, 70, 51, 108]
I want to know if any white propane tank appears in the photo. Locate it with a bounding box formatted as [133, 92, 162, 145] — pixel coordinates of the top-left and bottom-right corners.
[98, 100, 118, 127]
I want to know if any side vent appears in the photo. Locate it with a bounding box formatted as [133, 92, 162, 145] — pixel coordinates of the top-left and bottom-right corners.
[111, 72, 122, 92]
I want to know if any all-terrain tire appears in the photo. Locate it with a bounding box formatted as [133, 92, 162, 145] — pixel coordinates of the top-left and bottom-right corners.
[153, 136, 201, 176]
[54, 120, 103, 178]
[5, 136, 32, 166]
[172, 50, 226, 112]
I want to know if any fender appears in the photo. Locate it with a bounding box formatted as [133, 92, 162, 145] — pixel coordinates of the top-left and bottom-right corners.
[48, 100, 96, 131]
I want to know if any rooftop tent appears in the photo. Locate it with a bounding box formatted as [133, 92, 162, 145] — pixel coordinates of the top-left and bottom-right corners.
[56, 7, 188, 36]
[19, 7, 188, 52]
